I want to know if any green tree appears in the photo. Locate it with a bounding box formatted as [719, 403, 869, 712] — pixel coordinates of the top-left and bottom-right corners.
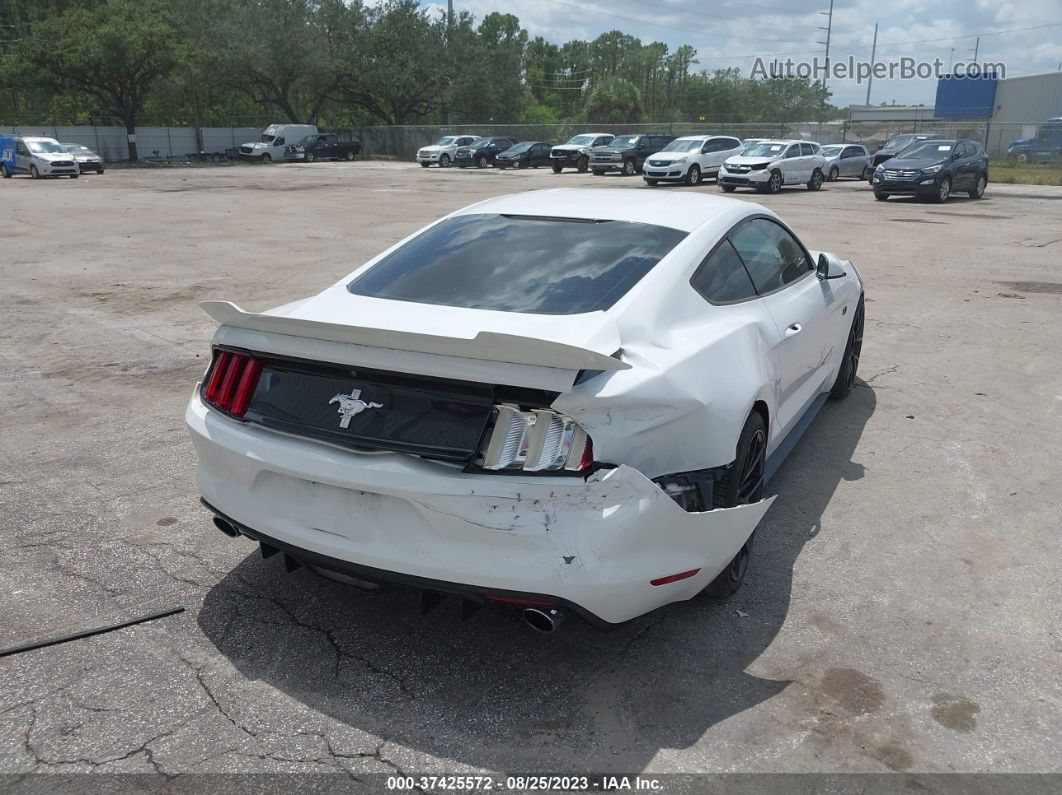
[13, 0, 181, 158]
[585, 76, 642, 123]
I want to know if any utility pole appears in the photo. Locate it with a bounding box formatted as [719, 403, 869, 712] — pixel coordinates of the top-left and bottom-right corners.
[447, 0, 454, 128]
[972, 36, 980, 63]
[817, 0, 834, 120]
[865, 22, 878, 107]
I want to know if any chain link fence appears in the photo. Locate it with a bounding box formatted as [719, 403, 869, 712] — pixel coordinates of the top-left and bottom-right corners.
[2, 120, 1049, 162]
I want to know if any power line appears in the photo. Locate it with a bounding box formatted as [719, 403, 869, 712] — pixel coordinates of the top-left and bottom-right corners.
[540, 0, 815, 44]
[627, 0, 821, 25]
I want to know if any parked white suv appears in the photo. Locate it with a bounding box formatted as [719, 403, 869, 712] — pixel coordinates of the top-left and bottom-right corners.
[417, 135, 481, 168]
[643, 135, 745, 186]
[719, 140, 827, 194]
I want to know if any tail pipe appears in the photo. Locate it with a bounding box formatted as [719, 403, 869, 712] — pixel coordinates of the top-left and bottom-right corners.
[522, 607, 566, 633]
[212, 516, 240, 538]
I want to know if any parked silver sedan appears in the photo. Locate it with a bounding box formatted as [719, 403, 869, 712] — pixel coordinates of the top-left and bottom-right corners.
[62, 143, 105, 174]
[820, 144, 869, 181]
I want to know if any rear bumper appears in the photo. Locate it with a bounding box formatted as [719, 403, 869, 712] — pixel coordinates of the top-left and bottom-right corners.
[186, 392, 773, 625]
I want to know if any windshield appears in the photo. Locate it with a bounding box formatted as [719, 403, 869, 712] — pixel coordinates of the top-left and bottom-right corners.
[506, 142, 533, 153]
[26, 140, 66, 154]
[433, 136, 458, 146]
[610, 135, 638, 147]
[743, 142, 786, 158]
[821, 146, 843, 155]
[257, 134, 275, 144]
[898, 141, 954, 159]
[348, 213, 687, 315]
[884, 135, 917, 150]
[469, 139, 494, 149]
[566, 134, 597, 145]
[662, 139, 703, 153]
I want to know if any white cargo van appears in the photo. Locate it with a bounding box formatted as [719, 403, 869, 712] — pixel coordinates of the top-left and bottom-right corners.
[0, 136, 79, 179]
[239, 124, 317, 162]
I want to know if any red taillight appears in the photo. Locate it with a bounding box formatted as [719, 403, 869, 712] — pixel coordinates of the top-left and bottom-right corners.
[202, 349, 262, 418]
[576, 438, 594, 471]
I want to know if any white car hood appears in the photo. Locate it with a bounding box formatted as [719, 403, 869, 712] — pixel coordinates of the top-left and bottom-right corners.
[419, 145, 447, 153]
[38, 153, 70, 162]
[646, 152, 686, 162]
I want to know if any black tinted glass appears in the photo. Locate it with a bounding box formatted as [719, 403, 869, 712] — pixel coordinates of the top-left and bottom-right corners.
[692, 240, 758, 303]
[348, 214, 688, 315]
[729, 219, 811, 293]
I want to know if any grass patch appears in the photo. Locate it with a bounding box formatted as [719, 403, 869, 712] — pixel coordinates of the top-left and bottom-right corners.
[989, 163, 1062, 186]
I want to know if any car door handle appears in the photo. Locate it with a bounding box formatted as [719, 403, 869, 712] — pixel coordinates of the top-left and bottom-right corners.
[785, 323, 803, 337]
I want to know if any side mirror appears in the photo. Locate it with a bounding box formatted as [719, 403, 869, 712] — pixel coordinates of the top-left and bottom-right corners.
[817, 253, 846, 280]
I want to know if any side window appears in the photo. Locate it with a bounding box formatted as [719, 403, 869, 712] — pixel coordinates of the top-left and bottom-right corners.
[785, 145, 801, 158]
[275, 137, 285, 145]
[729, 219, 812, 294]
[800, 143, 815, 156]
[17, 141, 28, 155]
[727, 138, 741, 149]
[957, 142, 971, 158]
[691, 240, 758, 304]
[594, 137, 608, 147]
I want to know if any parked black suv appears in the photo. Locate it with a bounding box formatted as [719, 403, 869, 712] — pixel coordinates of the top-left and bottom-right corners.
[590, 133, 675, 176]
[454, 137, 515, 168]
[865, 133, 942, 180]
[871, 138, 988, 202]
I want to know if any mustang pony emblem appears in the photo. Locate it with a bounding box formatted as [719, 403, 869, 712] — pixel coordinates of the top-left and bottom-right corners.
[329, 389, 383, 428]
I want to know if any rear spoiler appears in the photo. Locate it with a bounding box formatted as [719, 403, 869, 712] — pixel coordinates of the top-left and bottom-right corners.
[200, 301, 631, 373]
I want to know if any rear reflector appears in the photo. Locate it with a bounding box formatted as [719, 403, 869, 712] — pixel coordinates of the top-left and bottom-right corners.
[202, 349, 262, 418]
[650, 568, 701, 587]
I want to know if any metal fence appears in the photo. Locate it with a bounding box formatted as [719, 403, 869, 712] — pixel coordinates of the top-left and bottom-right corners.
[1, 120, 1048, 161]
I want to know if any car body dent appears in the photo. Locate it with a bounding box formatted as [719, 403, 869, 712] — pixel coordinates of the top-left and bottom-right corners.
[187, 387, 776, 624]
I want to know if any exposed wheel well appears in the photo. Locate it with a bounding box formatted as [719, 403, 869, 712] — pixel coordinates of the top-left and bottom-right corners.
[751, 400, 769, 438]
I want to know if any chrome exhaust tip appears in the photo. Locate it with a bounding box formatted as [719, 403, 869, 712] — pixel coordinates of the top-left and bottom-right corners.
[212, 516, 240, 538]
[523, 607, 566, 633]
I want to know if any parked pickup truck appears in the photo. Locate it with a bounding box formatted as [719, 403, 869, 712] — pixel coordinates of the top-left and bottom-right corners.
[284, 133, 362, 162]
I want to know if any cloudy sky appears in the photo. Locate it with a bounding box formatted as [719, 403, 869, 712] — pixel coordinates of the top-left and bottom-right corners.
[420, 0, 1062, 108]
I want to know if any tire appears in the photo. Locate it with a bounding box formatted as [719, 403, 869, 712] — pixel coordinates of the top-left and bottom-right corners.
[0, 164, 10, 178]
[720, 183, 737, 193]
[685, 164, 701, 186]
[306, 152, 316, 163]
[765, 169, 782, 194]
[30, 165, 40, 179]
[828, 166, 839, 182]
[873, 188, 889, 200]
[933, 176, 951, 203]
[439, 154, 450, 168]
[552, 162, 562, 173]
[261, 153, 271, 163]
[1015, 153, 1029, 164]
[969, 173, 987, 199]
[98, 167, 104, 174]
[576, 155, 588, 173]
[70, 173, 79, 178]
[517, 159, 527, 169]
[420, 161, 430, 168]
[644, 179, 658, 186]
[621, 159, 636, 177]
[345, 150, 355, 161]
[806, 168, 823, 191]
[830, 296, 865, 400]
[477, 155, 488, 169]
[702, 411, 767, 598]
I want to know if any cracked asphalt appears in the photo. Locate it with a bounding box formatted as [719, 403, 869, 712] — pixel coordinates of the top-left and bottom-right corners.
[1, 162, 1061, 783]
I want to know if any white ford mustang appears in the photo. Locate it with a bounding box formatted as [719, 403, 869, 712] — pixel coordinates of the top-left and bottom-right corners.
[186, 189, 864, 630]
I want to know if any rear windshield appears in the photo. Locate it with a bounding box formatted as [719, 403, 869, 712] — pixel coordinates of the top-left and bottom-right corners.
[348, 213, 687, 315]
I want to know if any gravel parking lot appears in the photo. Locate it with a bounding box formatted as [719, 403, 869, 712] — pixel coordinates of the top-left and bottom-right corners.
[2, 161, 1061, 782]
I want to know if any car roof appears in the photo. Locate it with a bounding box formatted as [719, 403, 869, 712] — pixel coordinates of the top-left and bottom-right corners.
[453, 188, 757, 234]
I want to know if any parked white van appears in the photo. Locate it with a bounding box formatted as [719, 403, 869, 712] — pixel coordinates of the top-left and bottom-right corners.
[239, 124, 318, 162]
[0, 136, 79, 179]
